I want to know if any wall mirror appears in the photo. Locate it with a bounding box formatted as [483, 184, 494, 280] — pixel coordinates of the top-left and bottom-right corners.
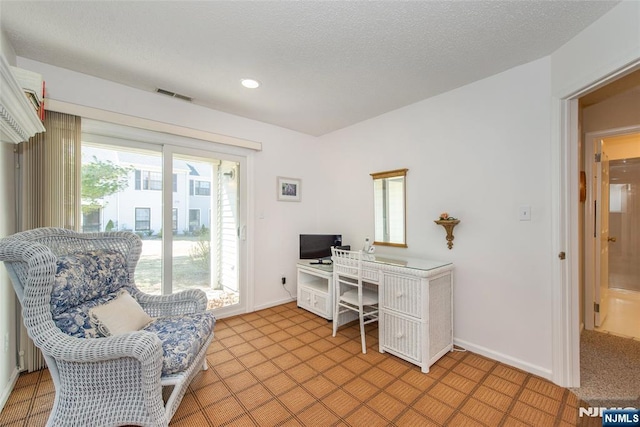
[371, 168, 407, 247]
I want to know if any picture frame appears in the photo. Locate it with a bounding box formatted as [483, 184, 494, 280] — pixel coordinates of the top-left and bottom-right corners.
[277, 176, 301, 202]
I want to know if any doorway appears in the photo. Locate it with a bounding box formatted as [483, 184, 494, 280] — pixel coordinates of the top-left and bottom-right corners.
[584, 131, 640, 340]
[549, 62, 640, 389]
[598, 153, 640, 339]
[609, 156, 640, 293]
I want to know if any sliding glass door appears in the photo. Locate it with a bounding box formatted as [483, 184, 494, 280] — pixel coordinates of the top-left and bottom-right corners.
[169, 150, 240, 310]
[81, 124, 245, 313]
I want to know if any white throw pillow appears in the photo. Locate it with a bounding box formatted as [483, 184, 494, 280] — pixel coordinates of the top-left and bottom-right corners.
[89, 290, 152, 336]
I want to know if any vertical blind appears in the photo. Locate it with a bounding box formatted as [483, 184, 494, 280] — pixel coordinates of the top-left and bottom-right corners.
[17, 111, 81, 372]
[19, 111, 81, 231]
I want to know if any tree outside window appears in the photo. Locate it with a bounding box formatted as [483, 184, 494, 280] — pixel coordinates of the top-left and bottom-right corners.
[81, 156, 132, 231]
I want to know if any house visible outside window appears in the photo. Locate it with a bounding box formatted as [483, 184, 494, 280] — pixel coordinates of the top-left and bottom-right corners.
[81, 133, 243, 312]
[134, 171, 176, 191]
[189, 180, 211, 196]
[82, 207, 101, 232]
[172, 208, 178, 232]
[189, 209, 200, 232]
[135, 207, 151, 231]
[135, 170, 162, 191]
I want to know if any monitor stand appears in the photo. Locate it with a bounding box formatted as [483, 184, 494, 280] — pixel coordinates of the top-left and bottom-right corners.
[310, 259, 332, 265]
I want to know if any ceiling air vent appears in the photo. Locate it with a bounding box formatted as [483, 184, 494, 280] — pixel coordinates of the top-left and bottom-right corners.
[155, 88, 193, 102]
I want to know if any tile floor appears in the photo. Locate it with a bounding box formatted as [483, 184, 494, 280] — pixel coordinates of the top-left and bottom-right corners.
[596, 288, 640, 340]
[1, 302, 591, 426]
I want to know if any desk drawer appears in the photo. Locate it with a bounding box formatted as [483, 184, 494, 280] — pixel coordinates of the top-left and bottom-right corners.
[382, 273, 422, 318]
[381, 312, 421, 362]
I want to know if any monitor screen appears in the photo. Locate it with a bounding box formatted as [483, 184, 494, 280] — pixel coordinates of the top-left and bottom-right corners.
[299, 234, 342, 260]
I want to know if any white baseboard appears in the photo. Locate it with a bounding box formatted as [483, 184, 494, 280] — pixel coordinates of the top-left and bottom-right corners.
[0, 367, 20, 413]
[454, 338, 553, 381]
[253, 297, 296, 312]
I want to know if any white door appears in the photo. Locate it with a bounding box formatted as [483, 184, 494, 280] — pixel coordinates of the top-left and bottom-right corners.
[594, 150, 610, 327]
[164, 145, 246, 316]
[173, 153, 239, 310]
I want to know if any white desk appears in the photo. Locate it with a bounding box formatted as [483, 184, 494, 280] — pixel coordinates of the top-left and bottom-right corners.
[297, 256, 453, 373]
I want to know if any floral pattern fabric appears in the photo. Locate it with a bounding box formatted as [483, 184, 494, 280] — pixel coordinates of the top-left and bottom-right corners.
[51, 250, 134, 338]
[50, 249, 215, 376]
[143, 312, 216, 375]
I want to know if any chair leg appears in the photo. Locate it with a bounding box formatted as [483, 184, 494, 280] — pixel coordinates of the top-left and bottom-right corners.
[332, 280, 340, 337]
[332, 302, 339, 337]
[359, 308, 367, 354]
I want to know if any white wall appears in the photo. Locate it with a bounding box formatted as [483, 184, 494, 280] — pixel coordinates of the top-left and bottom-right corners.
[605, 133, 640, 160]
[318, 57, 555, 377]
[550, 0, 640, 98]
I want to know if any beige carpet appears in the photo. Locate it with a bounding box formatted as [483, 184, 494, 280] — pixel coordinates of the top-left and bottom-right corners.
[571, 329, 640, 407]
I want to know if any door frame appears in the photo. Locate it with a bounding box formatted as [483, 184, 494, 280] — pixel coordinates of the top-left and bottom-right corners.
[163, 144, 250, 318]
[554, 61, 640, 388]
[82, 119, 254, 318]
[584, 126, 640, 330]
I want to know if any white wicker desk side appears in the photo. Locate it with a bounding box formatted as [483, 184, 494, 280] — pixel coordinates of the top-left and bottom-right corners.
[372, 259, 454, 373]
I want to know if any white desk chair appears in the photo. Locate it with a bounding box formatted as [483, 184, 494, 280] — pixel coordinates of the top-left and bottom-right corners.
[331, 247, 379, 353]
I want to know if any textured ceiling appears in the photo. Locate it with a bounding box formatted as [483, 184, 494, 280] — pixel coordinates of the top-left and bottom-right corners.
[1, 1, 620, 136]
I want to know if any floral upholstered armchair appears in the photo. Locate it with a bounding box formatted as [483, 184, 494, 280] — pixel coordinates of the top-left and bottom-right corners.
[0, 227, 216, 427]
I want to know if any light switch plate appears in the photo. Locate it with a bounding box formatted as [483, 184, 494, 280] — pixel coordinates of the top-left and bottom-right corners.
[519, 205, 531, 221]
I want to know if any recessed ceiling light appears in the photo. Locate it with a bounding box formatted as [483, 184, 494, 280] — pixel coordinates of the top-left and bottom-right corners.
[241, 79, 260, 89]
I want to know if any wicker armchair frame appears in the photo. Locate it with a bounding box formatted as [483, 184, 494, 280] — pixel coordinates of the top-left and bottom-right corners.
[0, 227, 214, 427]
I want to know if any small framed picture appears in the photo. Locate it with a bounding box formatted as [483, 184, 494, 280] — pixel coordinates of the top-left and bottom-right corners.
[277, 176, 301, 202]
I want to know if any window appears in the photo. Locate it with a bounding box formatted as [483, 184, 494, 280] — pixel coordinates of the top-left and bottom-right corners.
[82, 207, 101, 232]
[172, 208, 178, 231]
[135, 207, 151, 231]
[135, 170, 162, 191]
[189, 209, 200, 232]
[190, 180, 211, 196]
[173, 174, 178, 192]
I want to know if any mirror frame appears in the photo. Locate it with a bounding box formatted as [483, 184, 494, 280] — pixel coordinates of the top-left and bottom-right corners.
[370, 168, 408, 248]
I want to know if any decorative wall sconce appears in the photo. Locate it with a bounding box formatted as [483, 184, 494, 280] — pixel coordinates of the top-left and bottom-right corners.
[434, 213, 460, 250]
